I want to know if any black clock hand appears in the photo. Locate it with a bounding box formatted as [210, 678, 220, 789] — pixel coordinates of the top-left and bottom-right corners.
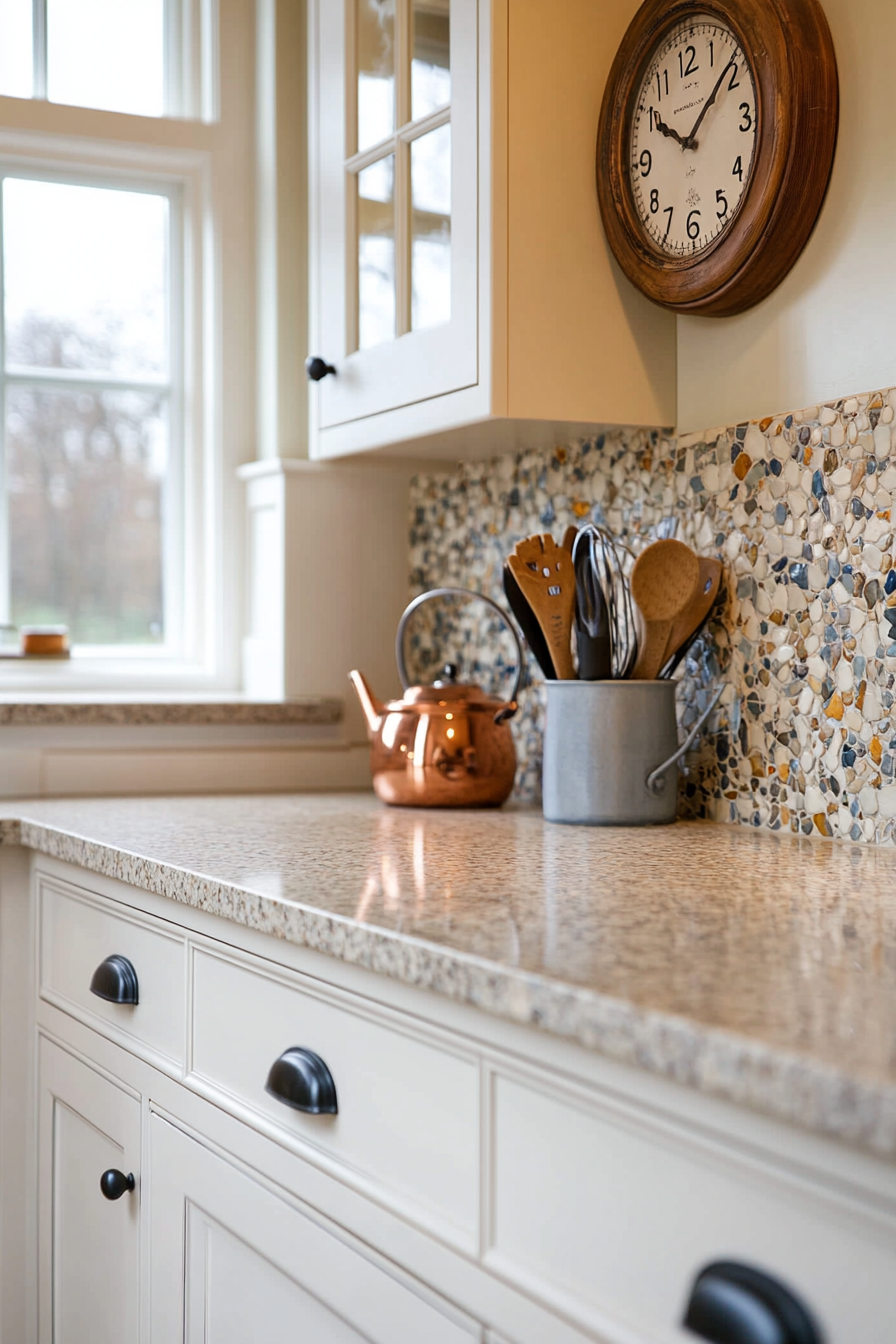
[653, 112, 687, 148]
[683, 59, 735, 149]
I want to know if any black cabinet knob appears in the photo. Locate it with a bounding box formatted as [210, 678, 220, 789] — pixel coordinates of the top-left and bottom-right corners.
[89, 954, 139, 1005]
[305, 355, 337, 382]
[684, 1262, 821, 1344]
[265, 1047, 338, 1115]
[100, 1169, 135, 1201]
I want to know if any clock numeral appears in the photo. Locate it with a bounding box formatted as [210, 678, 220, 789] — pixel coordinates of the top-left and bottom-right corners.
[687, 209, 702, 240]
[739, 103, 753, 132]
[709, 39, 714, 67]
[716, 189, 729, 218]
[728, 63, 740, 92]
[656, 68, 669, 100]
[639, 149, 652, 178]
[678, 45, 698, 78]
[650, 189, 659, 214]
[733, 155, 744, 181]
[663, 205, 674, 240]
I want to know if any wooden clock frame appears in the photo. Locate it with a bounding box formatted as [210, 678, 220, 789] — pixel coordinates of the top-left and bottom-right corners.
[596, 0, 839, 317]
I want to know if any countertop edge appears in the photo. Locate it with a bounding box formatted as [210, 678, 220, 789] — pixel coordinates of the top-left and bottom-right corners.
[4, 813, 896, 1162]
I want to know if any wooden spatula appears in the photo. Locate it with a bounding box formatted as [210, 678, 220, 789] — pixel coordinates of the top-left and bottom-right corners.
[659, 556, 723, 677]
[630, 539, 701, 680]
[508, 534, 576, 680]
[502, 562, 557, 680]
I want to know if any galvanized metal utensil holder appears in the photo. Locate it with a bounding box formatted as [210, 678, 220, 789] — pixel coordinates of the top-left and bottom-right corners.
[542, 681, 723, 826]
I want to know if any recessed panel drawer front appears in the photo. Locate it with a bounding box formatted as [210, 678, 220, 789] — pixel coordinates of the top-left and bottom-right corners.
[489, 1071, 896, 1344]
[189, 948, 480, 1243]
[38, 875, 186, 1068]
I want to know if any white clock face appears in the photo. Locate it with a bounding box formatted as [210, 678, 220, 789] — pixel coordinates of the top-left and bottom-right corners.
[629, 16, 757, 257]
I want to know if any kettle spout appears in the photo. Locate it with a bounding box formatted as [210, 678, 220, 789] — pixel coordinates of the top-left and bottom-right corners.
[349, 670, 385, 738]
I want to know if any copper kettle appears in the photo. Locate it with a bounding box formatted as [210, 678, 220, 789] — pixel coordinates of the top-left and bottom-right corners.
[349, 588, 523, 808]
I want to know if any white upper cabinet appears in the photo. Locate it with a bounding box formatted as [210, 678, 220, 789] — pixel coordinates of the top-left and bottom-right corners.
[308, 0, 677, 460]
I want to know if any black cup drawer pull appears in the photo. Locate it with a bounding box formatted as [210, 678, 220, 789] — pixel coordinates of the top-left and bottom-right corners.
[89, 955, 139, 1005]
[265, 1047, 338, 1115]
[684, 1261, 821, 1344]
[100, 1169, 135, 1201]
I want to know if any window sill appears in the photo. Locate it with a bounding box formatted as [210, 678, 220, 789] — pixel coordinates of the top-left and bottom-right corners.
[0, 695, 343, 728]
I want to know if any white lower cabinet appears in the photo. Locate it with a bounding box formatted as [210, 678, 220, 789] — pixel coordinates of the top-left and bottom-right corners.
[24, 858, 896, 1344]
[148, 1114, 477, 1344]
[37, 1037, 141, 1344]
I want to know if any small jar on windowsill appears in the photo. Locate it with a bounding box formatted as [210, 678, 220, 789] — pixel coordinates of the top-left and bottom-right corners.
[0, 625, 70, 660]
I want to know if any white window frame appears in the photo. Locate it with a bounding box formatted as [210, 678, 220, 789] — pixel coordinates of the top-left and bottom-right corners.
[0, 0, 254, 694]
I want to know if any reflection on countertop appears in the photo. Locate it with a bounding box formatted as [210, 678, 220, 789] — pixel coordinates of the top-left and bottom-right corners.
[3, 792, 896, 1157]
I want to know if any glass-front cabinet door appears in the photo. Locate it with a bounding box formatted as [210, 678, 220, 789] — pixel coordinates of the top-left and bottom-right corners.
[312, 0, 478, 433]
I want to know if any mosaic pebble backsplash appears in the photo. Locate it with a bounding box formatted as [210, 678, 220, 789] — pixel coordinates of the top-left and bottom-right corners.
[408, 386, 896, 844]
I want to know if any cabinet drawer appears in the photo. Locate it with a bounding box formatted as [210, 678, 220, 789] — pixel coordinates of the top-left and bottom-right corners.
[38, 874, 186, 1069]
[189, 947, 480, 1243]
[489, 1071, 896, 1344]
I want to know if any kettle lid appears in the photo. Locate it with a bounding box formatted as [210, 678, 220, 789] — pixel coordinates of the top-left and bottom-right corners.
[396, 663, 498, 708]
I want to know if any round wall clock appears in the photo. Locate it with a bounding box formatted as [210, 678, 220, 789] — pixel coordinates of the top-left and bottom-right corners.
[596, 0, 838, 316]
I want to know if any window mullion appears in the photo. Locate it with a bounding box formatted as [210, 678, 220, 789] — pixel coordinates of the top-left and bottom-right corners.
[32, 0, 48, 101]
[164, 0, 183, 118]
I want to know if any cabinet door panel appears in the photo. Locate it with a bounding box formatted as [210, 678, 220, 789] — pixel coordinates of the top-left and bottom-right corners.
[38, 1037, 140, 1344]
[150, 1114, 476, 1344]
[186, 1213, 368, 1343]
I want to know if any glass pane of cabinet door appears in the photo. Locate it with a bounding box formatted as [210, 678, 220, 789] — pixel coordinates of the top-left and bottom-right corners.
[313, 0, 478, 432]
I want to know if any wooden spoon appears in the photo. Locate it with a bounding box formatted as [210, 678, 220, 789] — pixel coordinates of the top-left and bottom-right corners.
[630, 539, 701, 680]
[508, 534, 576, 680]
[659, 557, 723, 677]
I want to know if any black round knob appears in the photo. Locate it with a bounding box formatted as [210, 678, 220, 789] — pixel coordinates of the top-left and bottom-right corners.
[265, 1047, 337, 1115]
[100, 1169, 135, 1201]
[684, 1261, 821, 1344]
[305, 356, 337, 382]
[89, 954, 139, 1005]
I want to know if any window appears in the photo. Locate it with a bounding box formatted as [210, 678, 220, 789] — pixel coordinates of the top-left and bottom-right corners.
[0, 0, 254, 689]
[3, 176, 176, 648]
[0, 0, 167, 116]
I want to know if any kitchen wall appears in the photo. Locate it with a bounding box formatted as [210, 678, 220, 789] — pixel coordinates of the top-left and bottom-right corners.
[677, 0, 896, 432]
[409, 384, 896, 844]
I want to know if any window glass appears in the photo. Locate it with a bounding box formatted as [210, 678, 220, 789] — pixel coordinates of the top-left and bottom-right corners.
[0, 0, 33, 99]
[357, 0, 394, 153]
[411, 124, 450, 331]
[4, 179, 169, 379]
[7, 387, 167, 644]
[358, 156, 395, 349]
[47, 0, 165, 117]
[412, 0, 450, 121]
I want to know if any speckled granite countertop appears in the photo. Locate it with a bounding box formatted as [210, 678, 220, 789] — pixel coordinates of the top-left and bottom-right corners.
[0, 697, 343, 726]
[2, 793, 895, 1158]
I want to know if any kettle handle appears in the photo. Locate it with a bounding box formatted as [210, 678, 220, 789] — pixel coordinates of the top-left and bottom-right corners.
[396, 587, 524, 718]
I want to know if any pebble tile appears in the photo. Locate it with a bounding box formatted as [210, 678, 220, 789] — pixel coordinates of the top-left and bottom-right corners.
[409, 389, 896, 844]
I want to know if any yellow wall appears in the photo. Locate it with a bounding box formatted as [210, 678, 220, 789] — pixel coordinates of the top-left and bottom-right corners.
[675, 0, 896, 432]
